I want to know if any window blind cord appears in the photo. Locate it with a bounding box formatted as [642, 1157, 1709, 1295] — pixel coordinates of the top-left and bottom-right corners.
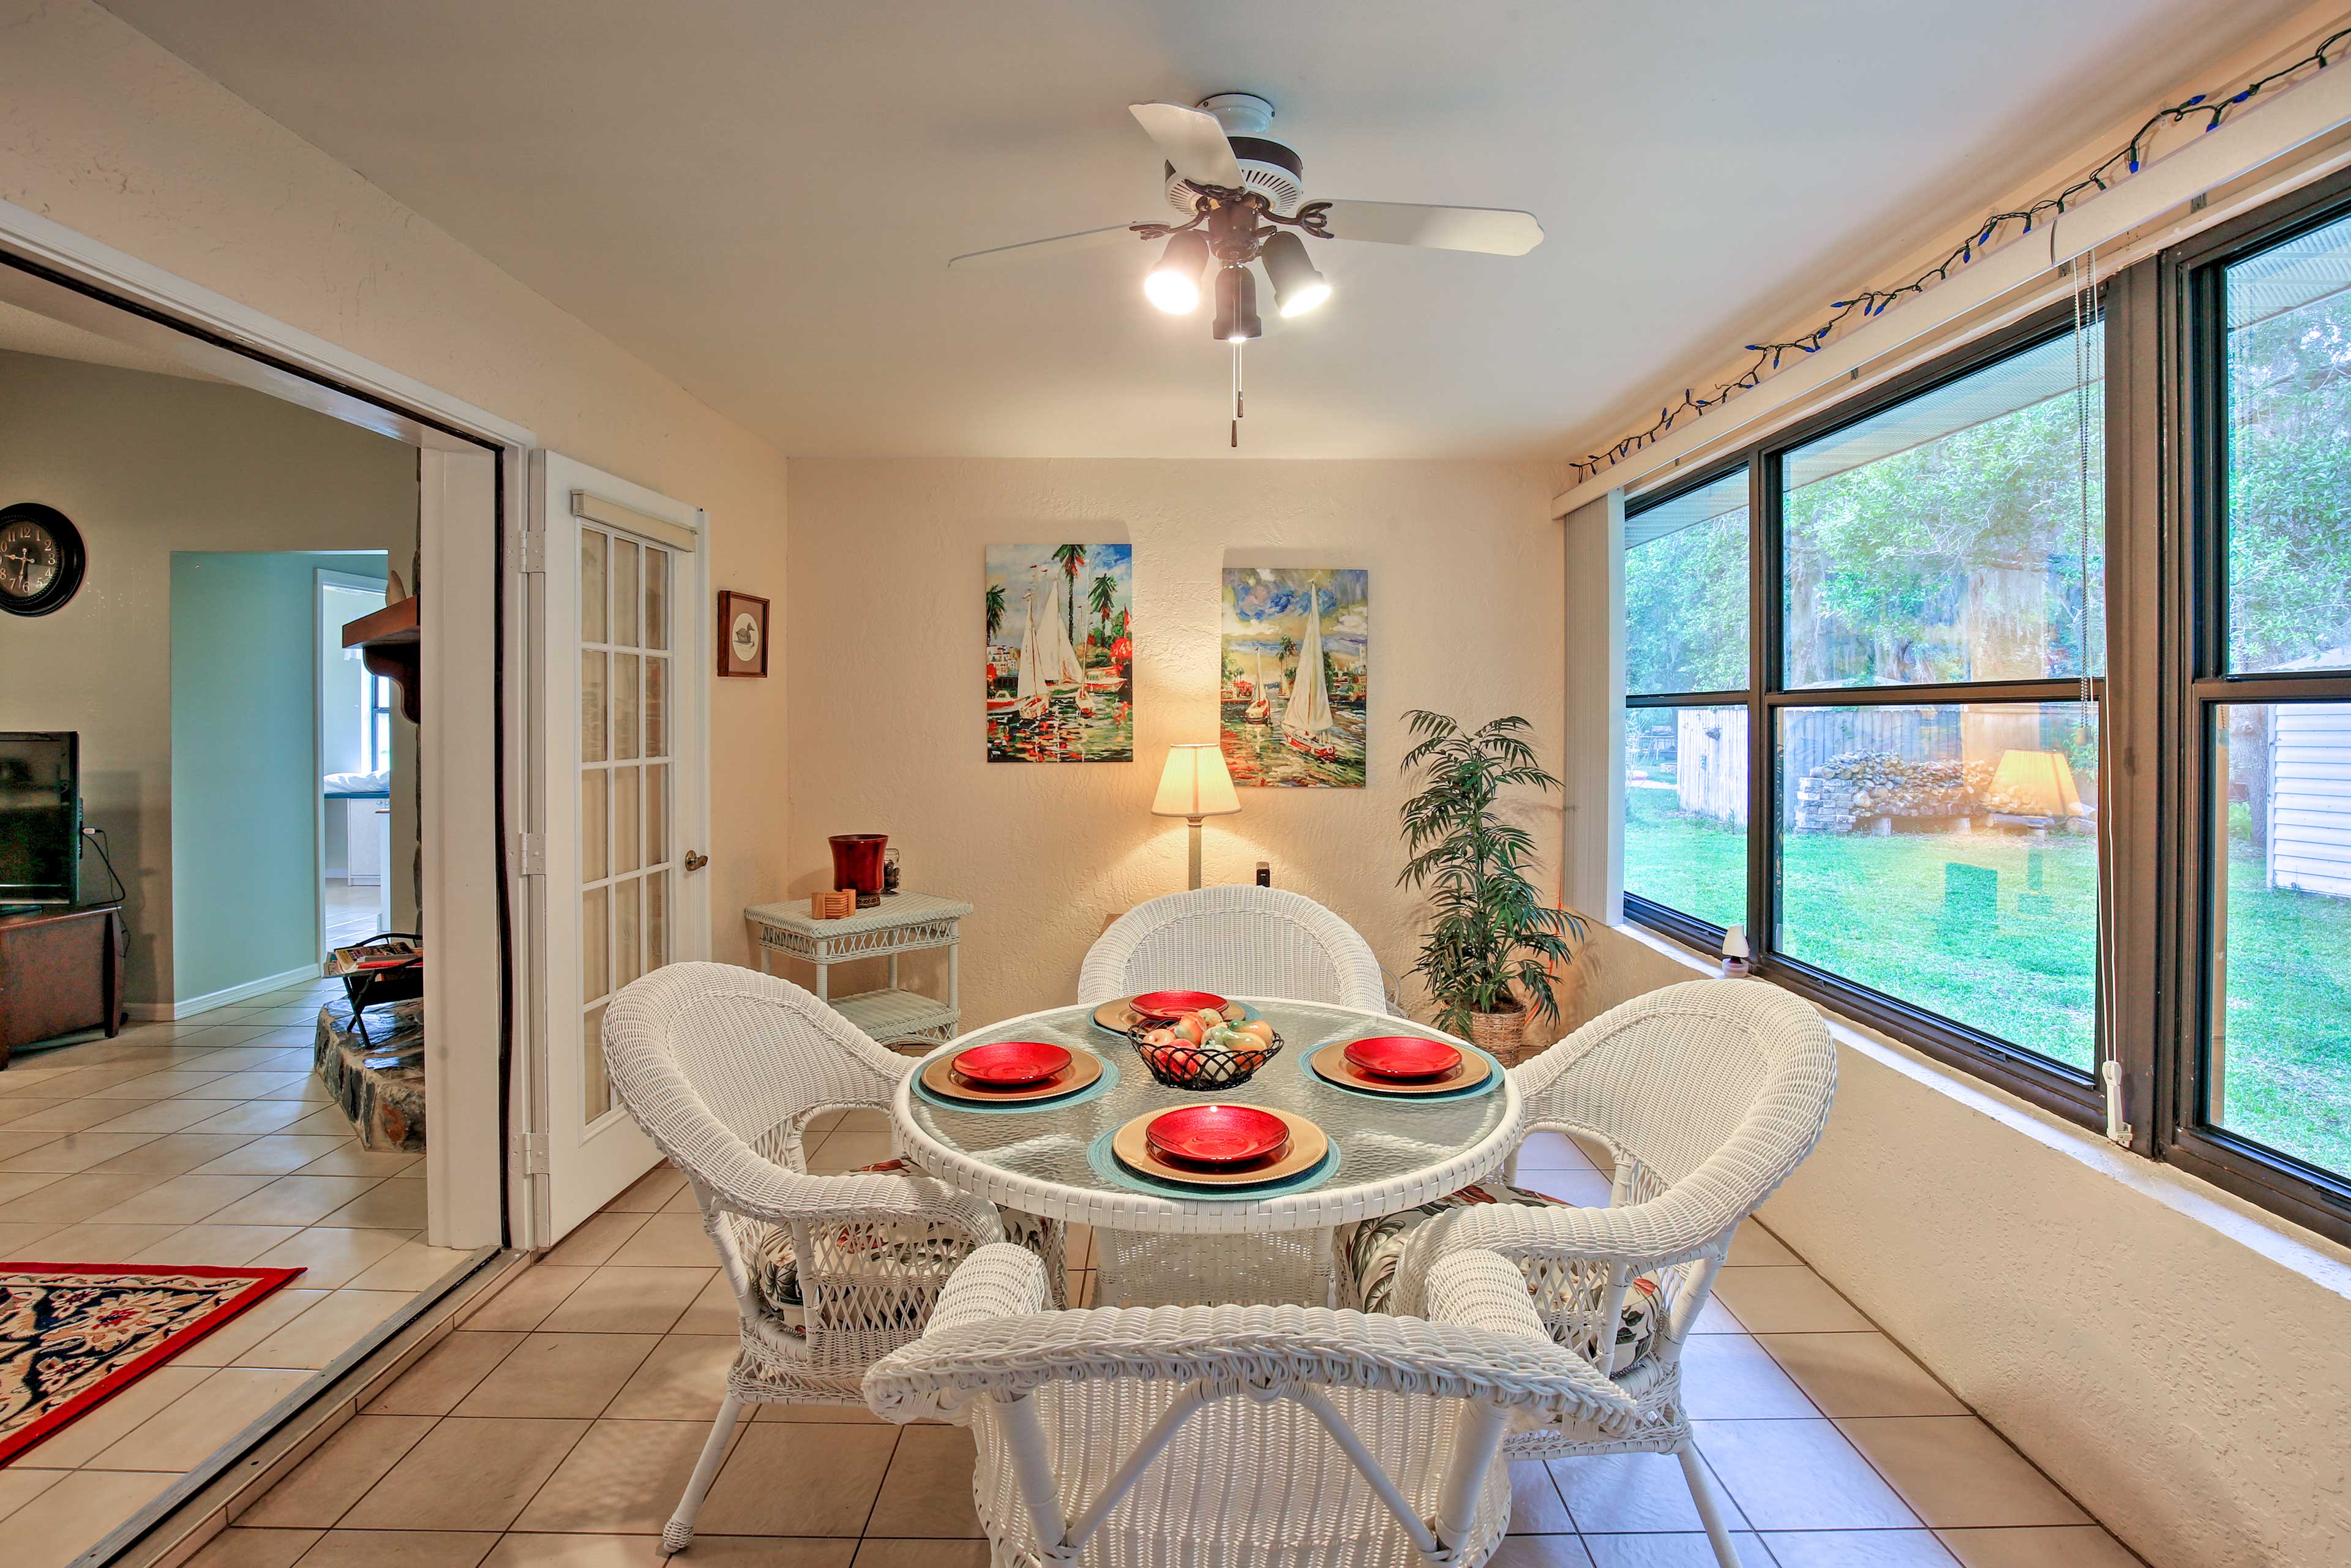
[2075, 245, 2131, 1146]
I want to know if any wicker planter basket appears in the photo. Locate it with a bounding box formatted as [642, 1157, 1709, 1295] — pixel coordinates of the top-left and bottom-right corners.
[1464, 1005, 1534, 1067]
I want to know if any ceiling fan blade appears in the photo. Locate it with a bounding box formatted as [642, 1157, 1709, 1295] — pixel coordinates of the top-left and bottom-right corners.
[1314, 201, 1545, 256]
[1128, 102, 1243, 189]
[948, 224, 1137, 269]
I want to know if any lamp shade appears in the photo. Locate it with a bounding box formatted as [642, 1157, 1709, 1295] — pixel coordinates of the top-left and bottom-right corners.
[1990, 748, 2085, 818]
[1152, 743, 1241, 819]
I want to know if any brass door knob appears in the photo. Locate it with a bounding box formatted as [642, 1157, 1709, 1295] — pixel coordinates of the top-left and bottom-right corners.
[683, 851, 710, 872]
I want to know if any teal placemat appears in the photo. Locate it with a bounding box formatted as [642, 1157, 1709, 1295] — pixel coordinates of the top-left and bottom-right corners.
[1086, 1125, 1341, 1202]
[913, 1047, 1120, 1116]
[1292, 1038, 1506, 1104]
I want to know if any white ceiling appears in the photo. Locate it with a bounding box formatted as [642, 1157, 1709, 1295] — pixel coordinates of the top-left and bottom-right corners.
[101, 0, 2306, 459]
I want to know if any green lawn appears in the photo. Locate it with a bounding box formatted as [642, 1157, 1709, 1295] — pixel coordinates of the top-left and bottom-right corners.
[1625, 792, 2351, 1173]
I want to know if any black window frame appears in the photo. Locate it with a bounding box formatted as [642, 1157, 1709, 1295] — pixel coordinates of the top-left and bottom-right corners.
[1624, 301, 2115, 1130]
[2157, 168, 2351, 1240]
[1616, 167, 2351, 1247]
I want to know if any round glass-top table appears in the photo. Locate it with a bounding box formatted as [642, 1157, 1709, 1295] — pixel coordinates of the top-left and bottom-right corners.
[891, 998, 1523, 1305]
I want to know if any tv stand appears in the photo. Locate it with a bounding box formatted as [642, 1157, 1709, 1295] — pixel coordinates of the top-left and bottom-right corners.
[0, 903, 127, 1067]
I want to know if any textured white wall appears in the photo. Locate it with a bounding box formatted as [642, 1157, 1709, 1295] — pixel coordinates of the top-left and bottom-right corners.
[784, 458, 1563, 1031]
[0, 0, 793, 962]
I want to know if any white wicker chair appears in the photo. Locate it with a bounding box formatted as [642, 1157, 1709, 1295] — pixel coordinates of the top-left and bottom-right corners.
[864, 1241, 1638, 1568]
[1373, 979, 1837, 1568]
[602, 961, 1061, 1553]
[1079, 885, 1390, 1015]
[1078, 886, 1390, 1306]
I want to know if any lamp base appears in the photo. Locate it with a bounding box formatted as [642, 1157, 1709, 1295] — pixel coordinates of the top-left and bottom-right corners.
[1187, 817, 1204, 890]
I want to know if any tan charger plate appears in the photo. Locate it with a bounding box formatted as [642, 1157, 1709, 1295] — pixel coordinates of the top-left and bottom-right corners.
[1092, 996, 1261, 1035]
[1109, 1104, 1329, 1188]
[919, 1046, 1104, 1105]
[1307, 1039, 1492, 1097]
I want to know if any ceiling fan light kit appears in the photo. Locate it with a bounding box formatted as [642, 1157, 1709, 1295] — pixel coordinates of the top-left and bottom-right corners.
[951, 91, 1543, 445]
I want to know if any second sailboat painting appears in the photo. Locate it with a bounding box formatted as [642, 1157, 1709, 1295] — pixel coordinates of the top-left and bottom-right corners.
[984, 544, 1135, 762]
[1220, 568, 1369, 787]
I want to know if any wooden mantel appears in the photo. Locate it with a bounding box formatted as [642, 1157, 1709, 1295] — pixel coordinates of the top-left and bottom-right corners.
[343, 596, 421, 722]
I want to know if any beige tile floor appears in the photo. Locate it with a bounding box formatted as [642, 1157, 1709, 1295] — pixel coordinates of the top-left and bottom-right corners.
[130, 1121, 2154, 1568]
[321, 879, 383, 951]
[0, 974, 465, 1568]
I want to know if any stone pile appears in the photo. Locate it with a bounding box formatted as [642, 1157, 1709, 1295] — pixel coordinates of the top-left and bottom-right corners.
[1791, 751, 1993, 833]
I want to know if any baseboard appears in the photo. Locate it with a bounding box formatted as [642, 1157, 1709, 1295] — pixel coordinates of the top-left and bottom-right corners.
[127, 962, 324, 1022]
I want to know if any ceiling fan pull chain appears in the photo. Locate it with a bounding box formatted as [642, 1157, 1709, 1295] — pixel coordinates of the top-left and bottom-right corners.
[1231, 340, 1245, 448]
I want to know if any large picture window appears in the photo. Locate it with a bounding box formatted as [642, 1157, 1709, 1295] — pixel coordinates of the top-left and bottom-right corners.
[1608, 170, 2351, 1243]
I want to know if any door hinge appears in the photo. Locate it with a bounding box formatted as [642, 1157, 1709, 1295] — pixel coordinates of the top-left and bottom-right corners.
[518, 527, 547, 576]
[511, 1131, 550, 1176]
[514, 831, 546, 877]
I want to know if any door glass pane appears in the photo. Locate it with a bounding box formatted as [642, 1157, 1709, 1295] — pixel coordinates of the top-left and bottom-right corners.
[613, 652, 640, 760]
[583, 1003, 610, 1121]
[2209, 702, 2351, 1174]
[1627, 470, 1749, 695]
[615, 764, 640, 875]
[1624, 705, 1748, 928]
[580, 530, 606, 645]
[615, 877, 642, 990]
[2224, 213, 2351, 673]
[646, 762, 668, 866]
[612, 538, 640, 648]
[1775, 701, 2099, 1072]
[1782, 328, 2104, 689]
[582, 885, 609, 1003]
[645, 656, 667, 759]
[647, 869, 670, 971]
[646, 546, 669, 651]
[582, 651, 607, 762]
[581, 767, 608, 883]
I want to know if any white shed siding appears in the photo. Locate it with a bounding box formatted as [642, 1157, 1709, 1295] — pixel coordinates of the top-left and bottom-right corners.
[2268, 702, 2351, 897]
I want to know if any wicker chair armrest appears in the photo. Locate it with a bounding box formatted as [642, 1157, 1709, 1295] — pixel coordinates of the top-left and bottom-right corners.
[863, 1250, 1637, 1433]
[1391, 1184, 1745, 1319]
[929, 1242, 1051, 1335]
[696, 1142, 1006, 1245]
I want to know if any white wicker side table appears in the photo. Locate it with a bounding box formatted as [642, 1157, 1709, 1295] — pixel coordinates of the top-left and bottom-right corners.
[744, 892, 973, 1047]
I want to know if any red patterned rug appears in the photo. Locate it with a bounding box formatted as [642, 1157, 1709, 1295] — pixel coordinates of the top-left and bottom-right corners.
[0, 1263, 305, 1465]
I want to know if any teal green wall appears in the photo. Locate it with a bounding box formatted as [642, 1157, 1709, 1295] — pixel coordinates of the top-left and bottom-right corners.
[170, 550, 386, 1004]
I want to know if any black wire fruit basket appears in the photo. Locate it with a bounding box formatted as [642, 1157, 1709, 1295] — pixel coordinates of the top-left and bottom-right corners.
[1127, 1024, 1285, 1091]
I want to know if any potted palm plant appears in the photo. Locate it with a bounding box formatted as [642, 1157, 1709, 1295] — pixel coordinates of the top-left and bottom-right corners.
[1397, 710, 1588, 1065]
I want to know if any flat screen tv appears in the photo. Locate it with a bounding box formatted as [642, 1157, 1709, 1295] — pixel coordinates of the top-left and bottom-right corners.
[0, 732, 79, 906]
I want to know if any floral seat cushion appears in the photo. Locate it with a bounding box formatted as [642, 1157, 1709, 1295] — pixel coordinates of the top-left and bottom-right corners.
[1345, 1178, 1663, 1375]
[751, 1158, 1059, 1334]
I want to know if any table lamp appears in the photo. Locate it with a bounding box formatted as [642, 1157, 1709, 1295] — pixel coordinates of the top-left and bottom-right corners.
[1990, 748, 2084, 820]
[1152, 743, 1241, 890]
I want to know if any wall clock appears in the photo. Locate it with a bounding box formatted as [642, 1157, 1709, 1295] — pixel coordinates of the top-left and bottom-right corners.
[0, 503, 86, 617]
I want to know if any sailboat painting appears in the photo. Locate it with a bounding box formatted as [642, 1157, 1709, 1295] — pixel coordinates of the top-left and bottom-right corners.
[1220, 568, 1368, 788]
[985, 544, 1134, 762]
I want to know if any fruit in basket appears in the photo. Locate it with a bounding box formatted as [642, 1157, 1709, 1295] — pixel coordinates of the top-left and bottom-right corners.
[1234, 1019, 1275, 1048]
[1172, 1015, 1207, 1045]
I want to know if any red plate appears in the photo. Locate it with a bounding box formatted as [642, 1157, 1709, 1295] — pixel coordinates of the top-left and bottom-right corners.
[1145, 1104, 1289, 1168]
[1130, 989, 1230, 1021]
[951, 1040, 1072, 1087]
[1343, 1036, 1463, 1080]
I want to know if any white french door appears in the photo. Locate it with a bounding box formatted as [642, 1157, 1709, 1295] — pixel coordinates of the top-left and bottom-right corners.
[530, 452, 710, 1240]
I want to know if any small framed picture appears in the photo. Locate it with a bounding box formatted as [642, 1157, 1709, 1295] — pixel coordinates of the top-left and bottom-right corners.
[718, 590, 770, 678]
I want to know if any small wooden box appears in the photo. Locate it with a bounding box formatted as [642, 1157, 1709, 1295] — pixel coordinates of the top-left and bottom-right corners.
[808, 890, 856, 921]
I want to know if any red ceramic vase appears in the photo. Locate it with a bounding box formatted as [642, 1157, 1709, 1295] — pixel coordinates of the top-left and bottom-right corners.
[828, 833, 888, 909]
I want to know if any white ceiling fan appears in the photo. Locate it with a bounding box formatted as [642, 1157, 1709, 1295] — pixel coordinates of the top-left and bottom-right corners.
[950, 93, 1544, 443]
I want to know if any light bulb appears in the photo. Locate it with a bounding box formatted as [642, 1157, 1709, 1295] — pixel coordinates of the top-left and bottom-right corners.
[1262, 231, 1330, 318]
[1145, 232, 1210, 315]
